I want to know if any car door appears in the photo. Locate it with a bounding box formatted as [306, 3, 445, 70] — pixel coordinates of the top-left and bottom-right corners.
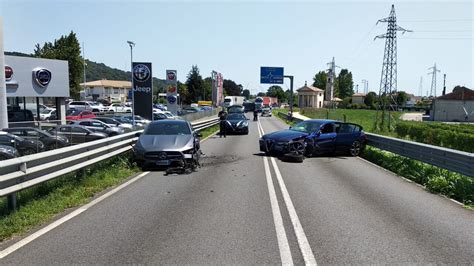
[58, 126, 73, 143]
[315, 122, 337, 153]
[0, 135, 15, 148]
[335, 123, 357, 152]
[70, 126, 89, 143]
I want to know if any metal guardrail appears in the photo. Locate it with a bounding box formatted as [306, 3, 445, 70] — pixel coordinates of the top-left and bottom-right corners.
[0, 117, 221, 210]
[277, 112, 474, 177]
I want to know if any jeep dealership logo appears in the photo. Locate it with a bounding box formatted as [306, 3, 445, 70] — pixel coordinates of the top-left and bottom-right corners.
[5, 66, 13, 81]
[133, 64, 151, 82]
[33, 68, 52, 87]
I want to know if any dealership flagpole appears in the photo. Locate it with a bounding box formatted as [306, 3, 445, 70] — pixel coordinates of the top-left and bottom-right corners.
[0, 17, 8, 129]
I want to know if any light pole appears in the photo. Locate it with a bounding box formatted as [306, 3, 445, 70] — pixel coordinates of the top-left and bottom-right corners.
[127, 40, 136, 127]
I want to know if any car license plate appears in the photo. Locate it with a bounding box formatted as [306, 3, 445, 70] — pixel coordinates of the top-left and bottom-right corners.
[156, 160, 170, 166]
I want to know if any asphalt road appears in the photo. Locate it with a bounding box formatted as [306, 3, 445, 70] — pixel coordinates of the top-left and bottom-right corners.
[1, 115, 473, 264]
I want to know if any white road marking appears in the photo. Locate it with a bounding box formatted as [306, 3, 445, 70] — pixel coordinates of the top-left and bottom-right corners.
[257, 121, 293, 265]
[0, 171, 151, 259]
[259, 119, 318, 265]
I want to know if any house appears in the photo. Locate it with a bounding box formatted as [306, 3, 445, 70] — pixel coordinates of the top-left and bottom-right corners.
[351, 93, 366, 104]
[431, 86, 474, 122]
[80, 79, 131, 102]
[405, 93, 422, 107]
[297, 83, 324, 108]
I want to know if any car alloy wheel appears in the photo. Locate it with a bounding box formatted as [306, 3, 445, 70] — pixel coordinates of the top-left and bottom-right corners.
[350, 140, 362, 156]
[288, 141, 305, 156]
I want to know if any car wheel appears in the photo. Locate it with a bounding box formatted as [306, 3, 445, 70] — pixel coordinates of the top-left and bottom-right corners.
[22, 148, 36, 156]
[0, 154, 9, 160]
[349, 140, 362, 156]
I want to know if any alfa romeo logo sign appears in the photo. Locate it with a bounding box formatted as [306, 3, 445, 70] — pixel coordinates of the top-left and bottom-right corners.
[5, 66, 13, 81]
[167, 96, 177, 104]
[133, 64, 151, 82]
[33, 68, 52, 87]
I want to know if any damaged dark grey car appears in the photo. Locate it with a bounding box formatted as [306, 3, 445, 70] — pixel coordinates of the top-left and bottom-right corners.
[133, 120, 201, 173]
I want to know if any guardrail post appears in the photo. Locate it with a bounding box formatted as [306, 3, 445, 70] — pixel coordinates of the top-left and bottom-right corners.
[7, 193, 17, 211]
[326, 109, 329, 119]
[343, 114, 347, 122]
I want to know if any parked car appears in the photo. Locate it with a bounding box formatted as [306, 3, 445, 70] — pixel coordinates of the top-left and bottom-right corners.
[68, 101, 107, 113]
[7, 109, 35, 127]
[225, 113, 249, 134]
[66, 110, 96, 120]
[121, 115, 150, 125]
[68, 120, 125, 136]
[0, 131, 45, 156]
[108, 103, 132, 113]
[133, 120, 201, 172]
[153, 112, 169, 120]
[0, 144, 20, 160]
[94, 117, 133, 131]
[48, 125, 108, 144]
[3, 127, 69, 150]
[39, 108, 57, 120]
[259, 119, 367, 162]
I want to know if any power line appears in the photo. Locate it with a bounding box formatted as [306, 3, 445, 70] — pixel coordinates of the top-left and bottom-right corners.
[399, 37, 473, 40]
[398, 19, 474, 22]
[413, 30, 473, 32]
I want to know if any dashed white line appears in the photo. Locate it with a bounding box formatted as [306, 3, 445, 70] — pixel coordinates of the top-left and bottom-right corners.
[258, 119, 317, 265]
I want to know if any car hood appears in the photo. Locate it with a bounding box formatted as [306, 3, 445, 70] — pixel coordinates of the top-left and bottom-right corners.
[137, 134, 193, 151]
[263, 130, 308, 142]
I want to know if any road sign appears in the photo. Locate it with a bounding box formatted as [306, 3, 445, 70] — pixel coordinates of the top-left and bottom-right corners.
[260, 67, 284, 84]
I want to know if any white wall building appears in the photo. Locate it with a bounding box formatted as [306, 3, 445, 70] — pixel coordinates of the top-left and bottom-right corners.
[431, 86, 474, 122]
[297, 84, 324, 108]
[80, 79, 131, 102]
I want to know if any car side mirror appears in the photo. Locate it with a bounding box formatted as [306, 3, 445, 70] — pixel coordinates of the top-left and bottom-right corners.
[135, 132, 142, 137]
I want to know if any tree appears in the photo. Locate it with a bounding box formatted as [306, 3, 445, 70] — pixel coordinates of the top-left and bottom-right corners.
[312, 71, 327, 90]
[267, 85, 287, 102]
[34, 31, 82, 99]
[184, 65, 204, 104]
[242, 89, 250, 99]
[177, 82, 189, 105]
[335, 69, 354, 99]
[223, 79, 242, 96]
[364, 92, 377, 108]
[285, 90, 298, 106]
[396, 91, 408, 106]
[202, 77, 213, 101]
[257, 92, 266, 97]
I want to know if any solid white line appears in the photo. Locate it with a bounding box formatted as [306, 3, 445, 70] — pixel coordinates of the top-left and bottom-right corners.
[257, 120, 293, 265]
[259, 119, 317, 265]
[0, 171, 151, 259]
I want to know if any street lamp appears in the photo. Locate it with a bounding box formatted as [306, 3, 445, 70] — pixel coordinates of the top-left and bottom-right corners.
[127, 40, 136, 127]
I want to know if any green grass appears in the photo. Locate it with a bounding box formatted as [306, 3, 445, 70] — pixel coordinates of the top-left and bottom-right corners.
[198, 124, 220, 139]
[0, 153, 139, 242]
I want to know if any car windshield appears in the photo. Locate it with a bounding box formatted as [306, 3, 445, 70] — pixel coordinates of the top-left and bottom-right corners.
[40, 109, 53, 114]
[227, 114, 246, 120]
[144, 122, 191, 135]
[291, 121, 323, 133]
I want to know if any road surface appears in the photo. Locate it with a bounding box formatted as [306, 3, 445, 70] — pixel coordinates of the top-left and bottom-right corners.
[1, 115, 473, 264]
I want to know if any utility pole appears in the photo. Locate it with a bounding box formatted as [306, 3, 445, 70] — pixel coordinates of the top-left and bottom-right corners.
[374, 4, 411, 131]
[82, 42, 87, 100]
[442, 73, 446, 96]
[428, 63, 440, 97]
[0, 17, 7, 130]
[418, 76, 423, 97]
[127, 40, 136, 127]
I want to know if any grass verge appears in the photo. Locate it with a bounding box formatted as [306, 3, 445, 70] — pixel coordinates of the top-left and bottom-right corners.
[0, 153, 139, 242]
[198, 124, 220, 139]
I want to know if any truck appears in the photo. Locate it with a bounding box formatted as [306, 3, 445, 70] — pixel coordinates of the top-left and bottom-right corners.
[223, 96, 245, 108]
[262, 97, 278, 107]
[255, 97, 264, 112]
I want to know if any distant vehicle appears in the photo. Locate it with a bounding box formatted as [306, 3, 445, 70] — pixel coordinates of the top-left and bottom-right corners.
[225, 113, 249, 134]
[0, 131, 45, 156]
[3, 127, 69, 150]
[153, 112, 169, 120]
[259, 119, 367, 162]
[49, 125, 108, 144]
[112, 116, 144, 128]
[224, 96, 245, 108]
[8, 108, 35, 127]
[200, 106, 213, 111]
[69, 120, 125, 136]
[0, 145, 20, 160]
[121, 115, 150, 125]
[261, 106, 272, 117]
[107, 103, 132, 113]
[39, 108, 56, 120]
[94, 117, 133, 131]
[66, 110, 96, 120]
[153, 103, 167, 111]
[197, 101, 212, 107]
[133, 120, 201, 172]
[227, 105, 244, 114]
[243, 102, 255, 112]
[68, 101, 107, 113]
[180, 106, 200, 115]
[255, 97, 264, 112]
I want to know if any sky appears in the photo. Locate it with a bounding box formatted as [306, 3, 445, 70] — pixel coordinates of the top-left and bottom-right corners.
[1, 0, 473, 96]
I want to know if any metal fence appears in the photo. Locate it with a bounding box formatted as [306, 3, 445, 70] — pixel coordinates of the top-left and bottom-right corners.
[0, 117, 220, 210]
[276, 112, 474, 177]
